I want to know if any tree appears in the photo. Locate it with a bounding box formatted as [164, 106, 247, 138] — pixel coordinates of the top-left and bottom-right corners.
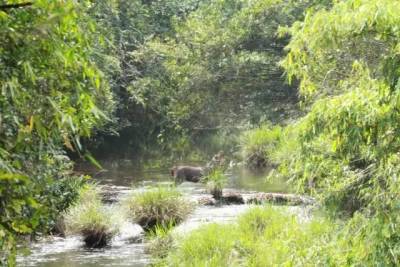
[0, 0, 113, 264]
[278, 1, 400, 263]
[131, 0, 324, 145]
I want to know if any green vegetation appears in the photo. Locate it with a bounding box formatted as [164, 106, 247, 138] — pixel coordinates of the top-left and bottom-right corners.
[156, 206, 342, 267]
[240, 124, 282, 168]
[3, 0, 400, 265]
[203, 168, 228, 200]
[146, 223, 175, 259]
[124, 187, 193, 231]
[237, 0, 400, 265]
[0, 1, 112, 264]
[64, 185, 118, 248]
[130, 0, 316, 149]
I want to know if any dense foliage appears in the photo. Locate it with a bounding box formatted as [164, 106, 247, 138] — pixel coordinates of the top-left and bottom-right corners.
[132, 0, 308, 138]
[0, 0, 112, 264]
[84, 0, 204, 157]
[85, 0, 326, 158]
[240, 0, 400, 264]
[4, 0, 400, 265]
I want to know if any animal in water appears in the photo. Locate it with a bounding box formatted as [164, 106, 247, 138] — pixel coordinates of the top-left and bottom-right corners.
[170, 166, 204, 183]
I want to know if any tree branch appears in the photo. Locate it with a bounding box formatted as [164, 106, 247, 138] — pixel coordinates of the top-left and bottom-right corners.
[0, 2, 33, 10]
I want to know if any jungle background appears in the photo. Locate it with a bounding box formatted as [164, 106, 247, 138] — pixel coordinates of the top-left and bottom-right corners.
[2, 0, 400, 265]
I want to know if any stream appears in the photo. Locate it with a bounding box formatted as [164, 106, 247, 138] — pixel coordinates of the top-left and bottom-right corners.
[16, 161, 304, 267]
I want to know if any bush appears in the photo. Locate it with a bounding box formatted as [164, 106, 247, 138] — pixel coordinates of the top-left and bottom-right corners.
[0, 0, 113, 262]
[272, 0, 400, 264]
[44, 175, 88, 235]
[240, 124, 282, 169]
[64, 184, 118, 248]
[124, 187, 193, 231]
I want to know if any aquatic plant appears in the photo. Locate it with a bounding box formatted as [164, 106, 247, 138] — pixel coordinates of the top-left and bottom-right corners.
[202, 168, 228, 200]
[64, 184, 118, 248]
[125, 187, 193, 231]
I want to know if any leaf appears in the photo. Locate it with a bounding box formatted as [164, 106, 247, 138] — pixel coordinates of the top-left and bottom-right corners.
[0, 172, 28, 183]
[11, 222, 32, 234]
[63, 135, 75, 151]
[84, 152, 103, 170]
[29, 116, 34, 132]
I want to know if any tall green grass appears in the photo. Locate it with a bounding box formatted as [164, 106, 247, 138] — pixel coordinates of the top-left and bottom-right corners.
[240, 124, 282, 168]
[124, 187, 193, 231]
[146, 223, 175, 259]
[157, 206, 346, 266]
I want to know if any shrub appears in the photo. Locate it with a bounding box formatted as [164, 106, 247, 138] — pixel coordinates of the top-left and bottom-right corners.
[125, 187, 193, 231]
[240, 124, 282, 169]
[274, 1, 400, 264]
[45, 175, 88, 235]
[64, 184, 118, 248]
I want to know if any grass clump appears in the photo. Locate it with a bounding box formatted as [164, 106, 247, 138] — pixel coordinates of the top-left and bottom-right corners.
[202, 168, 228, 200]
[64, 184, 118, 248]
[240, 124, 282, 169]
[125, 187, 193, 231]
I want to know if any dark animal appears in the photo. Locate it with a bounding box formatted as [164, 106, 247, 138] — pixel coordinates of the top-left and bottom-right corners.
[170, 166, 204, 183]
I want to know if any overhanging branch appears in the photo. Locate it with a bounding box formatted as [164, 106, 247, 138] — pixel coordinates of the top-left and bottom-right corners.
[0, 2, 33, 10]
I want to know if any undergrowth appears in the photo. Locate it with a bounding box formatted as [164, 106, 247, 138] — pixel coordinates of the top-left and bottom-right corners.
[64, 184, 119, 248]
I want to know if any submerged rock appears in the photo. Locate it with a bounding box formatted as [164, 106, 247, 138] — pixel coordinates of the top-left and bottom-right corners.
[81, 228, 114, 248]
[222, 192, 245, 204]
[197, 196, 217, 206]
[245, 192, 315, 206]
[196, 191, 314, 206]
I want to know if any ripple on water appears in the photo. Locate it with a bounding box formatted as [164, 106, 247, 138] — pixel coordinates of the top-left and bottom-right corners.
[17, 226, 150, 267]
